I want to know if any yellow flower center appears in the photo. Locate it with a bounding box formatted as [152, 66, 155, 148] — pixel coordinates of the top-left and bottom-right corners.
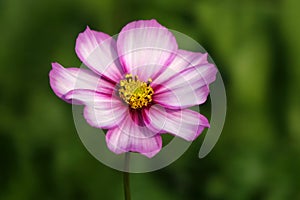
[118, 74, 154, 109]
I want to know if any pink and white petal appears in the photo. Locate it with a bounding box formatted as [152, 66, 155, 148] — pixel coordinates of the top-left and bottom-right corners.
[152, 50, 209, 87]
[83, 104, 127, 129]
[49, 62, 115, 103]
[143, 105, 209, 141]
[75, 26, 124, 83]
[64, 89, 127, 129]
[153, 63, 217, 109]
[117, 19, 178, 81]
[105, 112, 162, 158]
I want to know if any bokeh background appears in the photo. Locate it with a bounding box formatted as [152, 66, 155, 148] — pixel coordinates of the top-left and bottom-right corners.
[1, 0, 300, 199]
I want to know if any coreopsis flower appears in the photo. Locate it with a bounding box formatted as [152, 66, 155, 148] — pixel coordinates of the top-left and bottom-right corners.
[49, 19, 217, 158]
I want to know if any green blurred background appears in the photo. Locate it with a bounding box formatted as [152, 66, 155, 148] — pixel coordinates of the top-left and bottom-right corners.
[1, 0, 300, 199]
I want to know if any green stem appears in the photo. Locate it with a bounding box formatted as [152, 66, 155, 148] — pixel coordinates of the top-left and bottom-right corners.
[123, 153, 131, 200]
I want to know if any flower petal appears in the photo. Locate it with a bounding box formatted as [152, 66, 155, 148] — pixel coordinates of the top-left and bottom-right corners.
[153, 63, 217, 109]
[64, 89, 127, 129]
[105, 111, 162, 158]
[75, 26, 124, 83]
[117, 19, 178, 81]
[49, 62, 114, 103]
[152, 50, 209, 87]
[143, 105, 209, 141]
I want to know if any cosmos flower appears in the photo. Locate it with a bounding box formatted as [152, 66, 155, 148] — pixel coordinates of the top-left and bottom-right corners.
[49, 19, 217, 158]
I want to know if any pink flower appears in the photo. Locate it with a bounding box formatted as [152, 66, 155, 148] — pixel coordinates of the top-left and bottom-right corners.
[49, 19, 217, 158]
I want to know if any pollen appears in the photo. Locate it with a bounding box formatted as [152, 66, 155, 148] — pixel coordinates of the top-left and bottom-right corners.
[118, 74, 154, 109]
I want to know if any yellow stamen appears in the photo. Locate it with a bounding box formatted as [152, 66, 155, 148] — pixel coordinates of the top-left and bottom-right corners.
[118, 74, 154, 109]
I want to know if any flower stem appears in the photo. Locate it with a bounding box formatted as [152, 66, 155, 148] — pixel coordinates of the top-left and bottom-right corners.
[123, 153, 131, 200]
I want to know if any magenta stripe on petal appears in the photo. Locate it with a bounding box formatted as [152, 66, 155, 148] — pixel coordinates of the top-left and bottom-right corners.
[153, 63, 217, 109]
[117, 19, 178, 81]
[105, 111, 162, 158]
[143, 105, 209, 141]
[49, 62, 115, 103]
[75, 26, 124, 83]
[152, 50, 209, 87]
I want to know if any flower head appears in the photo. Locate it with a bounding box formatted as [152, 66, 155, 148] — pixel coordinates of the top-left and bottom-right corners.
[49, 19, 217, 158]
